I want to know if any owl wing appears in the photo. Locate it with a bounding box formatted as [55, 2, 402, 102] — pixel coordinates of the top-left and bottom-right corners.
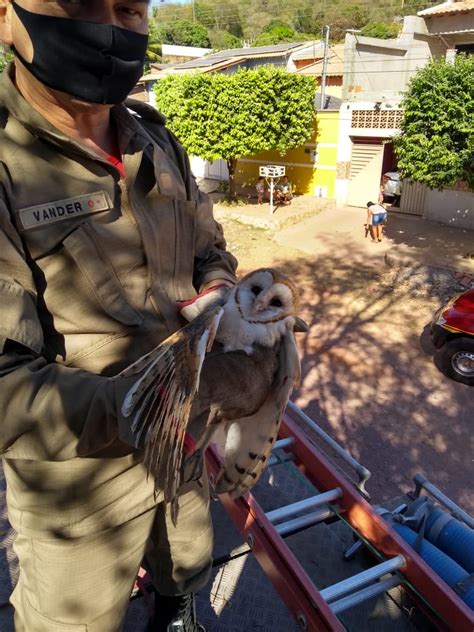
[214, 326, 301, 498]
[119, 306, 224, 507]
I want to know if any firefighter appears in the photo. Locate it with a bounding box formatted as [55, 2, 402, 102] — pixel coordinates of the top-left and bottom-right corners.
[0, 1, 237, 630]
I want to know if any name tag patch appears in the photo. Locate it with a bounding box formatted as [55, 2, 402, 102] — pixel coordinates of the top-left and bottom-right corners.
[18, 191, 112, 230]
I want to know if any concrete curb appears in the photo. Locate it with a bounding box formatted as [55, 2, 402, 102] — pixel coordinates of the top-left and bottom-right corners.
[214, 200, 332, 231]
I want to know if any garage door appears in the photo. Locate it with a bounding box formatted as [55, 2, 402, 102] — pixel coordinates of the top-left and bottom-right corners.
[347, 141, 384, 207]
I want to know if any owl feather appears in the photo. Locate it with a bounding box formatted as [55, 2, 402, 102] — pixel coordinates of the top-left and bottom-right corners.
[214, 325, 301, 497]
[120, 307, 223, 510]
[119, 268, 307, 522]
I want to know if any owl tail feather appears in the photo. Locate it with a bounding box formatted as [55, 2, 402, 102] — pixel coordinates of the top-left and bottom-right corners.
[215, 328, 301, 498]
[119, 307, 223, 524]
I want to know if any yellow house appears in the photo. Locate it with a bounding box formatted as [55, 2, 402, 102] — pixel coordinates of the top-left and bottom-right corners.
[234, 44, 344, 199]
[235, 98, 340, 199]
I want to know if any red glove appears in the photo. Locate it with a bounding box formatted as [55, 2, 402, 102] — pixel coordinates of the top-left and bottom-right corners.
[178, 284, 230, 322]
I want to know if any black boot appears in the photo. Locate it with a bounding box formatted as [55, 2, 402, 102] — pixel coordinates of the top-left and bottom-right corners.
[148, 592, 206, 632]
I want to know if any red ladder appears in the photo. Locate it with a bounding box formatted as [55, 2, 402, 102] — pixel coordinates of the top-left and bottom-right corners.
[206, 404, 474, 631]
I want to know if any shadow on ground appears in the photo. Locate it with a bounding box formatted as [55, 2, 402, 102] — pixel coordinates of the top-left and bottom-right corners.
[384, 210, 474, 258]
[269, 234, 473, 513]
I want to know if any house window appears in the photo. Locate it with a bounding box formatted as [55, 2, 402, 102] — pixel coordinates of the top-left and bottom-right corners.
[456, 44, 474, 55]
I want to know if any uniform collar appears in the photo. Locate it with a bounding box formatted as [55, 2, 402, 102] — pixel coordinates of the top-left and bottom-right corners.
[0, 63, 150, 162]
[0, 64, 184, 196]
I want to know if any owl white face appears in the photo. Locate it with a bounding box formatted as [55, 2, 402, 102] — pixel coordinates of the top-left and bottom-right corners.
[235, 269, 296, 324]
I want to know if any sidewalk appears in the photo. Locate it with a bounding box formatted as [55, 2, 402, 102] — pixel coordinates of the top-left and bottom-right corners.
[211, 190, 332, 230]
[272, 205, 474, 275]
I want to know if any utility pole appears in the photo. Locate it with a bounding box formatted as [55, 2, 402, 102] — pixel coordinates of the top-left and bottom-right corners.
[192, 0, 196, 23]
[320, 25, 330, 110]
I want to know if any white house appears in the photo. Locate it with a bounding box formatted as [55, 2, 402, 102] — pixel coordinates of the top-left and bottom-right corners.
[335, 15, 444, 208]
[336, 5, 474, 229]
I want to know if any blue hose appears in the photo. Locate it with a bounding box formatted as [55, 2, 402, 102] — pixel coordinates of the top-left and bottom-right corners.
[425, 507, 474, 574]
[393, 523, 474, 609]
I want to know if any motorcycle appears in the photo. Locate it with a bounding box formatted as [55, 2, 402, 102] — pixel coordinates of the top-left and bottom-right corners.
[430, 289, 474, 386]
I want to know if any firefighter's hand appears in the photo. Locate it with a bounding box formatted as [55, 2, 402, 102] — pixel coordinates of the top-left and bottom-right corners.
[178, 283, 232, 322]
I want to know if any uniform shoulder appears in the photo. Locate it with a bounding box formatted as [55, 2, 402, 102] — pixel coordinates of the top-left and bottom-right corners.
[124, 98, 167, 126]
[125, 98, 188, 164]
[124, 98, 179, 152]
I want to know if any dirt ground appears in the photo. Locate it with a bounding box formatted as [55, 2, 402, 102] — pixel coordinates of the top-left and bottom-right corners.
[218, 214, 474, 514]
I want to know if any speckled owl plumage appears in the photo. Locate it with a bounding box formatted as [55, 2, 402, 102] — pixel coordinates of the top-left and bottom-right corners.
[119, 268, 307, 522]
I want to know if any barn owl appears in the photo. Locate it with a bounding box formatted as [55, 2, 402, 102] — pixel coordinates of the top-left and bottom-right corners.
[119, 268, 307, 521]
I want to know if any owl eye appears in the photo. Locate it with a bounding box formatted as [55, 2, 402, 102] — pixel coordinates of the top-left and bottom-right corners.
[251, 285, 262, 296]
[270, 298, 283, 308]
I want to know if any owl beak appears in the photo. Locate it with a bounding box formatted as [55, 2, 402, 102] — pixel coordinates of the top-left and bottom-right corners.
[254, 301, 266, 312]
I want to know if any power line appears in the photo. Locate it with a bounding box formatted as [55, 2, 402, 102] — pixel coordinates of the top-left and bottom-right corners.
[153, 3, 434, 11]
[150, 0, 440, 30]
[156, 53, 459, 70]
[153, 0, 436, 12]
[156, 64, 449, 75]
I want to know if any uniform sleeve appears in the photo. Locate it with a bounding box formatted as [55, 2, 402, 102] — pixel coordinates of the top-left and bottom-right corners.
[191, 182, 238, 291]
[0, 182, 132, 461]
[0, 345, 122, 460]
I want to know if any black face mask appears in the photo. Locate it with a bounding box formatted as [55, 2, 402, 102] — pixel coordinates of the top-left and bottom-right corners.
[12, 2, 148, 105]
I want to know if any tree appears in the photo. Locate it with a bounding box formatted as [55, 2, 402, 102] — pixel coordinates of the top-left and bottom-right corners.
[158, 19, 211, 48]
[294, 7, 315, 33]
[394, 55, 474, 189]
[209, 29, 241, 51]
[360, 22, 401, 39]
[0, 44, 13, 73]
[144, 21, 163, 71]
[154, 67, 316, 198]
[325, 4, 370, 42]
[400, 0, 433, 16]
[150, 0, 419, 48]
[254, 19, 296, 46]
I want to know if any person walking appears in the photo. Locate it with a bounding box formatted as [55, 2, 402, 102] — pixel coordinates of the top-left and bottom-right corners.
[0, 1, 237, 630]
[366, 201, 388, 243]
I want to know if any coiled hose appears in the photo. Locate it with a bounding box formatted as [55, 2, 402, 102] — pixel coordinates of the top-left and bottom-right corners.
[393, 523, 474, 609]
[424, 507, 474, 574]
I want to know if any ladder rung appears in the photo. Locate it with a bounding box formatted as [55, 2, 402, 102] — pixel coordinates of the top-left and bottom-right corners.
[330, 575, 402, 615]
[275, 507, 335, 537]
[286, 402, 371, 494]
[273, 437, 295, 450]
[268, 452, 294, 467]
[268, 437, 296, 466]
[320, 555, 406, 603]
[412, 474, 474, 529]
[266, 488, 342, 524]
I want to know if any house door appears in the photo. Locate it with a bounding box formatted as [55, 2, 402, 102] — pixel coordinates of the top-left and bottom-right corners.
[347, 140, 384, 207]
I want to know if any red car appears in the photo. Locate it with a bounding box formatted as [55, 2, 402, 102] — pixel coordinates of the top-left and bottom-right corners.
[431, 289, 474, 386]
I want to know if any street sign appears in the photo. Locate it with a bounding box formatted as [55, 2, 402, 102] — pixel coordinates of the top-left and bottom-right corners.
[259, 165, 286, 178]
[260, 165, 285, 214]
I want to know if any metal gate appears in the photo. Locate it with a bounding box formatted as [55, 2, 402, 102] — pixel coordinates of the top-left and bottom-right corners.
[347, 141, 384, 207]
[398, 180, 426, 215]
[206, 159, 229, 181]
